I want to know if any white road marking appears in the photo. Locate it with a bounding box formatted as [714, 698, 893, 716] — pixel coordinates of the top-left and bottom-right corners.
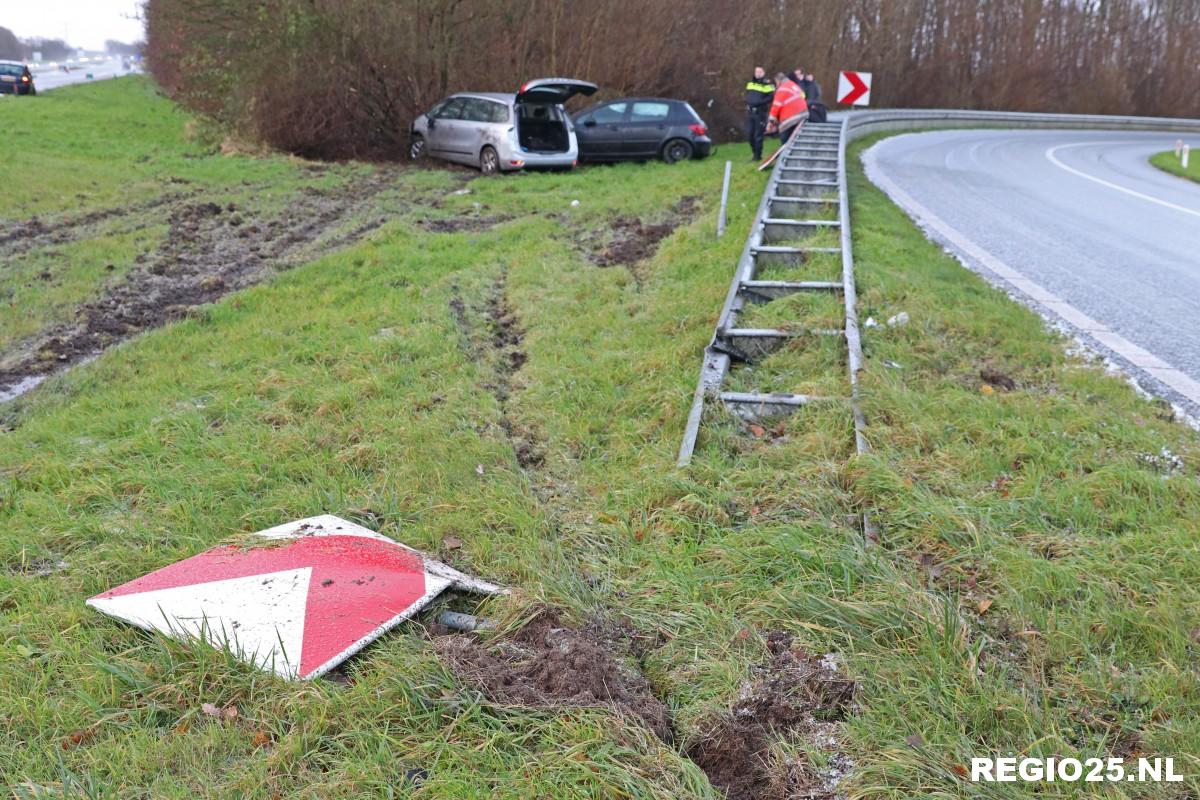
[864, 146, 1200, 408]
[1046, 142, 1200, 219]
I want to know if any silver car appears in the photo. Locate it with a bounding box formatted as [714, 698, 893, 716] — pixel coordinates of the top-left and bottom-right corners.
[410, 78, 597, 174]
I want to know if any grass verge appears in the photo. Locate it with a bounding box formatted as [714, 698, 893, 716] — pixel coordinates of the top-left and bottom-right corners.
[2, 84, 1198, 797]
[1149, 150, 1200, 184]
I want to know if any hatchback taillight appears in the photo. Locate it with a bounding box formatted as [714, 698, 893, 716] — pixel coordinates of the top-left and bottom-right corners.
[21, 75, 29, 83]
[688, 123, 707, 137]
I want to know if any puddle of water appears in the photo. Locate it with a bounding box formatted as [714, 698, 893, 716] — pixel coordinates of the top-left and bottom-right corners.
[0, 375, 46, 403]
[0, 353, 100, 406]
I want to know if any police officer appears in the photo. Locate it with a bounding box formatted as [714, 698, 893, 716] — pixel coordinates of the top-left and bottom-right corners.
[745, 67, 774, 161]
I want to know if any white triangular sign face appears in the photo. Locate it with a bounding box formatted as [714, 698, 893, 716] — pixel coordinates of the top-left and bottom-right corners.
[88, 515, 507, 680]
[87, 567, 313, 678]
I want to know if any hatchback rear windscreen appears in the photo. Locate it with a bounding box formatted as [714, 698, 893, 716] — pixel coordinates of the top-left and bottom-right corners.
[0, 64, 24, 77]
[630, 102, 671, 122]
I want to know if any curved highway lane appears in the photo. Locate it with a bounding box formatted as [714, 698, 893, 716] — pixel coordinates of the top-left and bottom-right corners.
[864, 129, 1200, 417]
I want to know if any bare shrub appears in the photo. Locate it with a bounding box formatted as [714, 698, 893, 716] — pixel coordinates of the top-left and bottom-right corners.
[144, 0, 1200, 161]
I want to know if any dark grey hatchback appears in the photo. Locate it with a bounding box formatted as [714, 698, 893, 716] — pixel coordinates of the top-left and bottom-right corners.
[572, 98, 712, 163]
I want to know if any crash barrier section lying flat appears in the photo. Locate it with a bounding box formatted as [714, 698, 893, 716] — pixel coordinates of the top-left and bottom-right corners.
[679, 108, 1200, 467]
[678, 118, 867, 465]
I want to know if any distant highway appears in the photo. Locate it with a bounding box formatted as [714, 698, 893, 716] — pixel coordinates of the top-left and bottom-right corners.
[26, 56, 138, 93]
[865, 129, 1200, 417]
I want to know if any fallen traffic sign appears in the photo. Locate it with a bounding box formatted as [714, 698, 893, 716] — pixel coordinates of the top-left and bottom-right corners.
[87, 515, 502, 680]
[837, 71, 872, 106]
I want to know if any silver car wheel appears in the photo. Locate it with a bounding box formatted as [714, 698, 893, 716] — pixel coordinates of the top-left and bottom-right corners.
[410, 135, 426, 160]
[480, 146, 500, 175]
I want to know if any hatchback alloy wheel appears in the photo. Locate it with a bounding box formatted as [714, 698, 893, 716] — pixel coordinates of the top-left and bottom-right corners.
[663, 139, 693, 164]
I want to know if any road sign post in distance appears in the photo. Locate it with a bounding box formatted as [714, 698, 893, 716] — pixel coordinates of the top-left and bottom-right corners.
[837, 71, 872, 106]
[87, 515, 504, 680]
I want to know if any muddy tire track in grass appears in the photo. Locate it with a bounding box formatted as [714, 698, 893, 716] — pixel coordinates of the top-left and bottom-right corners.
[448, 268, 543, 470]
[0, 193, 191, 259]
[0, 170, 403, 399]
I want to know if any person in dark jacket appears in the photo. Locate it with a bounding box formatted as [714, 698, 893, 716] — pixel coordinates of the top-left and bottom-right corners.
[744, 67, 774, 161]
[799, 72, 822, 104]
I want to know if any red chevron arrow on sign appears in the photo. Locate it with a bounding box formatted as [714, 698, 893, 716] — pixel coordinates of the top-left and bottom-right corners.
[87, 515, 502, 679]
[837, 71, 872, 106]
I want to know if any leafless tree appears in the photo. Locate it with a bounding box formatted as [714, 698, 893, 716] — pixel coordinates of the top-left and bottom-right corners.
[144, 0, 1200, 160]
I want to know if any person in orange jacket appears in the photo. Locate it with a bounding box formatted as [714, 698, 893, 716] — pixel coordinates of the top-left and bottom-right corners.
[765, 71, 809, 143]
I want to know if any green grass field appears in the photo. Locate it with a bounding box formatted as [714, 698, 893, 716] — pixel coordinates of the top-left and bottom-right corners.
[2, 79, 1198, 797]
[1149, 151, 1200, 184]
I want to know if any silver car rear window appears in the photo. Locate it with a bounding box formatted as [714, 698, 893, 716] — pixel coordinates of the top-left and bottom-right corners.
[461, 98, 509, 124]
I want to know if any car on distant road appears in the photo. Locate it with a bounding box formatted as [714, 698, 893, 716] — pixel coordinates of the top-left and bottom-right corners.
[410, 78, 598, 175]
[0, 61, 36, 96]
[572, 98, 711, 163]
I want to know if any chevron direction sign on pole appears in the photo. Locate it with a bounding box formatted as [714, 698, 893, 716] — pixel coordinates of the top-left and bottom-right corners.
[87, 515, 503, 680]
[837, 71, 872, 106]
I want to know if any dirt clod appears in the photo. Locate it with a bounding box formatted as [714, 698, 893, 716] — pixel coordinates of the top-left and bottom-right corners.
[434, 612, 673, 742]
[979, 367, 1016, 391]
[687, 631, 857, 800]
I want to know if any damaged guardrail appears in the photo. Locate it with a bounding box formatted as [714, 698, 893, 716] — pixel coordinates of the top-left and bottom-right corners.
[681, 106, 1200, 472]
[842, 108, 1200, 142]
[678, 120, 858, 466]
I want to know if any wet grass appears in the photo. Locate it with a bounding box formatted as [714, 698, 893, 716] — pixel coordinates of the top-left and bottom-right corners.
[1149, 150, 1200, 184]
[0, 78, 451, 377]
[0, 78, 346, 218]
[0, 226, 164, 351]
[2, 84, 1199, 798]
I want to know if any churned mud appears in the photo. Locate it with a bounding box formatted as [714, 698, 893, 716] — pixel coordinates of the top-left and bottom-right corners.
[432, 612, 673, 742]
[418, 215, 508, 234]
[583, 195, 700, 274]
[687, 631, 857, 800]
[0, 171, 402, 400]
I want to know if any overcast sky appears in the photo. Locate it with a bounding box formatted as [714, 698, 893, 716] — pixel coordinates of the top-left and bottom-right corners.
[3, 0, 145, 51]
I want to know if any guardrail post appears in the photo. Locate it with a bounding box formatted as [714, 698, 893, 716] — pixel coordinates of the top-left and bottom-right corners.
[717, 160, 732, 238]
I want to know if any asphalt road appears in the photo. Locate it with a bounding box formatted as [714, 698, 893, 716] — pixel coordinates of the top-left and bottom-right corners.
[864, 129, 1200, 418]
[27, 57, 135, 93]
